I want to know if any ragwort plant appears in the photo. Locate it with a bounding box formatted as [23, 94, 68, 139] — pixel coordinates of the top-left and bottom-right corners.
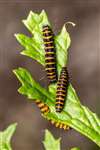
[12, 10, 100, 148]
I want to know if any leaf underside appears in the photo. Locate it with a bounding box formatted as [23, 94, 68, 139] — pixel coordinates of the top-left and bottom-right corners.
[14, 10, 100, 147]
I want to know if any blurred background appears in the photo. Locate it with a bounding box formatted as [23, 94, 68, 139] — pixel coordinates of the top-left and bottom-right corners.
[0, 0, 99, 150]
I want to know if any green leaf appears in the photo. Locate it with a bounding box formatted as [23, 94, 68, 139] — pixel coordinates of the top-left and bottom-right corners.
[15, 34, 45, 65]
[43, 129, 80, 150]
[0, 123, 17, 150]
[55, 24, 71, 75]
[43, 130, 61, 150]
[14, 10, 100, 147]
[13, 68, 50, 102]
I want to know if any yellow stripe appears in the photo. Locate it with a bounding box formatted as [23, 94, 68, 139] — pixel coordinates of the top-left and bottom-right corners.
[59, 124, 63, 128]
[38, 103, 44, 108]
[41, 107, 49, 113]
[47, 72, 55, 75]
[45, 57, 54, 60]
[57, 93, 65, 97]
[47, 72, 56, 76]
[63, 125, 67, 130]
[45, 67, 55, 71]
[36, 100, 41, 103]
[43, 27, 49, 30]
[45, 51, 54, 54]
[57, 86, 66, 90]
[43, 30, 51, 34]
[63, 125, 69, 130]
[44, 41, 53, 44]
[51, 120, 55, 124]
[45, 46, 54, 49]
[56, 105, 62, 109]
[57, 89, 66, 93]
[43, 35, 52, 39]
[56, 97, 64, 101]
[55, 122, 59, 128]
[48, 74, 56, 79]
[56, 101, 64, 105]
[55, 122, 60, 127]
[46, 62, 55, 65]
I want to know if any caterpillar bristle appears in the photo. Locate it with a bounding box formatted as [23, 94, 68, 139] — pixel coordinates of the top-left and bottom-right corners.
[56, 67, 69, 113]
[42, 25, 57, 84]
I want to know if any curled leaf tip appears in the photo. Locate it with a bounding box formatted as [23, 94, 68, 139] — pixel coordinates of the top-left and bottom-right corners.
[14, 33, 17, 37]
[65, 21, 76, 28]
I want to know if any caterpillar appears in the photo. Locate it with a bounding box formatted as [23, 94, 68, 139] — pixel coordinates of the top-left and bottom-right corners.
[50, 120, 70, 130]
[42, 25, 57, 84]
[35, 100, 50, 114]
[35, 100, 70, 130]
[56, 67, 69, 112]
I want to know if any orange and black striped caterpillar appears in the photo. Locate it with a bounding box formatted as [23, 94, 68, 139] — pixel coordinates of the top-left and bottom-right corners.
[50, 120, 70, 130]
[42, 25, 57, 84]
[35, 99, 50, 114]
[35, 100, 70, 130]
[56, 67, 69, 112]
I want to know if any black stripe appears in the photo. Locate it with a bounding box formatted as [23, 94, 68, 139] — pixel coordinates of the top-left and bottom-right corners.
[57, 86, 66, 90]
[45, 58, 55, 63]
[43, 32, 53, 37]
[46, 72, 56, 76]
[45, 53, 55, 57]
[56, 94, 65, 99]
[46, 69, 56, 73]
[43, 37, 53, 42]
[43, 27, 51, 32]
[56, 99, 65, 103]
[47, 75, 56, 79]
[45, 64, 56, 68]
[56, 90, 66, 95]
[57, 82, 67, 88]
[58, 79, 67, 83]
[45, 48, 55, 52]
[44, 42, 54, 47]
